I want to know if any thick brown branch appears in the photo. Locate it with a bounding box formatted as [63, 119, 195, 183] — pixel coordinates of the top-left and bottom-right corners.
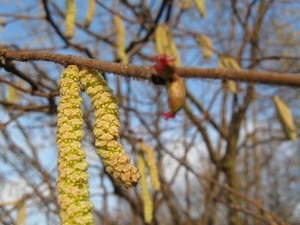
[1, 49, 300, 87]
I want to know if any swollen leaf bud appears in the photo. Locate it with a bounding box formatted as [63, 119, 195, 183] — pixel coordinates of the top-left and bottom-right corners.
[163, 74, 186, 120]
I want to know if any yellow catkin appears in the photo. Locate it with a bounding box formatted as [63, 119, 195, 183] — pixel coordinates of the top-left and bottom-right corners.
[114, 15, 128, 64]
[155, 24, 166, 56]
[194, 0, 207, 18]
[65, 0, 76, 39]
[56, 65, 94, 225]
[218, 56, 241, 94]
[7, 84, 17, 103]
[138, 152, 153, 223]
[182, 0, 192, 10]
[196, 35, 214, 61]
[139, 142, 161, 191]
[84, 0, 95, 28]
[79, 69, 141, 188]
[273, 96, 297, 141]
[155, 24, 180, 66]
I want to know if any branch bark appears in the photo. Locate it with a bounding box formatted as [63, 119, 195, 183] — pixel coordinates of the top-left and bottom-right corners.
[1, 49, 300, 87]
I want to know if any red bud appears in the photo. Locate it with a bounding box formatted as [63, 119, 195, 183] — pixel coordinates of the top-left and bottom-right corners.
[151, 54, 176, 79]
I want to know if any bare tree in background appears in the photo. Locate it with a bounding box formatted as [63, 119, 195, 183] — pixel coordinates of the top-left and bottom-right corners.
[0, 1, 299, 225]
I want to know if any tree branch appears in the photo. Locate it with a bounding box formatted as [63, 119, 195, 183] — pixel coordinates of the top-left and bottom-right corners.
[1, 49, 300, 87]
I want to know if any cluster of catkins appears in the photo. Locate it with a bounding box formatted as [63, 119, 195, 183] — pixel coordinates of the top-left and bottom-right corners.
[56, 65, 141, 224]
[56, 56, 180, 224]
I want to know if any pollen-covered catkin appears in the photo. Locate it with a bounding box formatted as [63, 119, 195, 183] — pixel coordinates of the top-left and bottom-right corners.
[138, 152, 153, 223]
[114, 15, 128, 64]
[56, 65, 93, 225]
[84, 0, 95, 28]
[65, 0, 76, 39]
[79, 69, 141, 188]
[139, 142, 161, 191]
